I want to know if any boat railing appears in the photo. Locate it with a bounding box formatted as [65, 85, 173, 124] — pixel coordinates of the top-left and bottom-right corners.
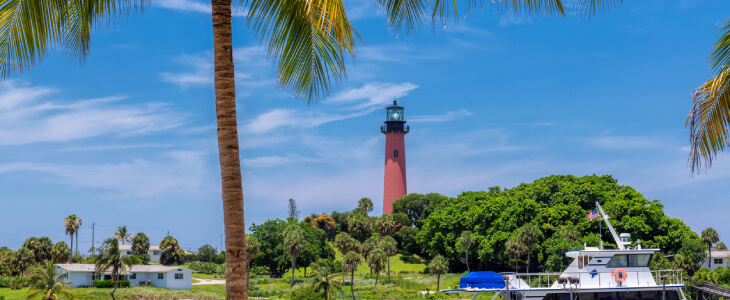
[504, 269, 683, 289]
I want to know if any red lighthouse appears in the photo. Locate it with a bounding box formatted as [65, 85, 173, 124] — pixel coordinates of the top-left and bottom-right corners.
[381, 100, 409, 214]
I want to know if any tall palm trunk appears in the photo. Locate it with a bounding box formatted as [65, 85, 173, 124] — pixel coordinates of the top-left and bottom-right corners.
[350, 269, 356, 300]
[527, 246, 531, 273]
[387, 257, 391, 283]
[708, 243, 712, 268]
[290, 257, 296, 287]
[75, 231, 79, 258]
[211, 0, 248, 299]
[374, 271, 378, 287]
[69, 235, 74, 264]
[466, 249, 470, 272]
[437, 274, 441, 290]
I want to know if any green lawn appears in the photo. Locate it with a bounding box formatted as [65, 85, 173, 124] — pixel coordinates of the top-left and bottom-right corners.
[0, 285, 225, 300]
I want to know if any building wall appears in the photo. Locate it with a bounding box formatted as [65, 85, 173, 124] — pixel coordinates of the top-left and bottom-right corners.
[120, 249, 162, 263]
[701, 257, 729, 270]
[57, 270, 93, 288]
[57, 269, 192, 290]
[383, 132, 407, 214]
[165, 269, 193, 290]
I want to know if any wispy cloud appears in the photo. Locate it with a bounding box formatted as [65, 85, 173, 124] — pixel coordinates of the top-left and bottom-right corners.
[242, 108, 374, 135]
[0, 82, 185, 146]
[0, 151, 212, 198]
[60, 143, 174, 152]
[588, 135, 664, 150]
[154, 0, 247, 16]
[161, 47, 266, 89]
[410, 110, 472, 123]
[160, 54, 213, 88]
[329, 82, 419, 109]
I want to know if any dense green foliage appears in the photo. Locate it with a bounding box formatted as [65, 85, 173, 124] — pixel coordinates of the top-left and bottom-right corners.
[93, 279, 130, 288]
[21, 237, 53, 263]
[197, 244, 219, 263]
[159, 236, 185, 265]
[26, 261, 74, 300]
[418, 175, 700, 271]
[132, 233, 150, 255]
[393, 193, 451, 229]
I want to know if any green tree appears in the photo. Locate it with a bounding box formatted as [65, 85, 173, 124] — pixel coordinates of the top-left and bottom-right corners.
[64, 215, 77, 264]
[518, 223, 543, 273]
[26, 260, 74, 300]
[380, 236, 397, 283]
[429, 255, 449, 291]
[22, 237, 53, 263]
[114, 226, 132, 245]
[160, 236, 184, 265]
[307, 260, 341, 300]
[51, 241, 71, 264]
[342, 252, 362, 300]
[678, 238, 707, 276]
[650, 252, 672, 270]
[284, 224, 305, 287]
[505, 236, 525, 272]
[198, 244, 218, 263]
[395, 226, 421, 256]
[716, 242, 728, 251]
[362, 236, 381, 275]
[367, 249, 387, 287]
[392, 193, 450, 229]
[457, 231, 476, 272]
[375, 214, 397, 237]
[250, 219, 290, 278]
[357, 197, 374, 214]
[347, 213, 371, 242]
[96, 238, 130, 297]
[131, 232, 150, 255]
[334, 232, 360, 284]
[701, 227, 720, 266]
[12, 248, 34, 275]
[244, 235, 260, 288]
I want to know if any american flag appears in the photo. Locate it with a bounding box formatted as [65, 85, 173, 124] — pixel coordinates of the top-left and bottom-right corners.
[588, 209, 600, 221]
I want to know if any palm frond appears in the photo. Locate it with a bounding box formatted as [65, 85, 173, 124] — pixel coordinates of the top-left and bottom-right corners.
[710, 18, 730, 73]
[246, 0, 359, 103]
[0, 0, 145, 78]
[687, 66, 730, 173]
[567, 0, 622, 19]
[372, 0, 427, 36]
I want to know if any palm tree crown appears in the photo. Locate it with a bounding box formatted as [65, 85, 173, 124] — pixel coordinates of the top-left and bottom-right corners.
[307, 260, 342, 300]
[428, 254, 449, 291]
[114, 226, 132, 245]
[702, 227, 720, 268]
[342, 251, 362, 300]
[96, 238, 129, 297]
[283, 224, 305, 288]
[26, 260, 74, 300]
[64, 215, 77, 263]
[358, 198, 374, 214]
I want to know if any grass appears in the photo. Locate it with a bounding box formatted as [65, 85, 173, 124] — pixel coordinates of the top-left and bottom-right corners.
[0, 285, 225, 300]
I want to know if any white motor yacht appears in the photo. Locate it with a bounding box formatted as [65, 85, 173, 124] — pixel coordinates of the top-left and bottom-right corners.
[443, 202, 686, 300]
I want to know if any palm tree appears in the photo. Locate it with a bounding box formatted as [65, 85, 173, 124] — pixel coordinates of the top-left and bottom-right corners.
[244, 235, 260, 288]
[114, 226, 132, 245]
[518, 223, 543, 273]
[362, 236, 380, 275]
[701, 227, 720, 267]
[64, 215, 77, 264]
[283, 224, 304, 288]
[716, 242, 728, 251]
[429, 255, 449, 291]
[506, 236, 526, 272]
[131, 233, 150, 255]
[307, 260, 342, 300]
[458, 231, 476, 272]
[26, 260, 74, 300]
[51, 241, 71, 264]
[0, 1, 622, 298]
[687, 19, 730, 173]
[347, 213, 371, 242]
[375, 214, 397, 237]
[358, 198, 374, 214]
[74, 217, 82, 257]
[379, 236, 397, 284]
[334, 232, 360, 284]
[13, 248, 34, 276]
[342, 252, 362, 300]
[367, 248, 387, 287]
[96, 238, 130, 297]
[160, 236, 184, 265]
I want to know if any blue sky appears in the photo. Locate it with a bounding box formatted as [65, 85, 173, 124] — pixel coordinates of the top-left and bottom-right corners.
[2, 0, 729, 252]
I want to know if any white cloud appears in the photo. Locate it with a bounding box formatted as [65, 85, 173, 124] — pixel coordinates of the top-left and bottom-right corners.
[0, 151, 212, 198]
[0, 82, 184, 146]
[499, 14, 532, 27]
[588, 135, 664, 150]
[154, 0, 247, 16]
[161, 47, 268, 89]
[329, 82, 419, 109]
[160, 54, 213, 88]
[60, 143, 174, 152]
[242, 108, 373, 134]
[409, 110, 472, 123]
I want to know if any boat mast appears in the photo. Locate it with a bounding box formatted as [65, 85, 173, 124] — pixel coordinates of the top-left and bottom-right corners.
[595, 201, 626, 250]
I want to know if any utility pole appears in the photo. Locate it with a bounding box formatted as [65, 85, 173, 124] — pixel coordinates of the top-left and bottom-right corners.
[91, 223, 95, 256]
[167, 230, 170, 237]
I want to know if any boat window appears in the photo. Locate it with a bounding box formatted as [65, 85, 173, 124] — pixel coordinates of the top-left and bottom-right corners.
[578, 255, 593, 269]
[545, 291, 680, 300]
[606, 254, 652, 268]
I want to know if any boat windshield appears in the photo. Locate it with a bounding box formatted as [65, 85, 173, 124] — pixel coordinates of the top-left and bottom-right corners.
[605, 254, 652, 268]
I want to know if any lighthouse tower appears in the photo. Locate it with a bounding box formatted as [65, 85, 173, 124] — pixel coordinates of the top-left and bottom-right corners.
[381, 100, 409, 214]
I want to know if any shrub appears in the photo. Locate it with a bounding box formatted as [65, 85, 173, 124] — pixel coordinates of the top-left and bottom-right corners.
[189, 261, 222, 274]
[9, 277, 26, 290]
[0, 276, 12, 288]
[288, 287, 322, 300]
[135, 253, 151, 265]
[93, 279, 130, 288]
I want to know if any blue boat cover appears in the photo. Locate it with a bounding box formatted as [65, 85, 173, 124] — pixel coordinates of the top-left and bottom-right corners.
[460, 271, 506, 289]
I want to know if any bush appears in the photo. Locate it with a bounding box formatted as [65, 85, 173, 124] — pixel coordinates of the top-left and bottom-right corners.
[93, 279, 130, 288]
[288, 287, 322, 300]
[0, 276, 12, 288]
[135, 253, 151, 265]
[9, 277, 26, 290]
[189, 261, 223, 274]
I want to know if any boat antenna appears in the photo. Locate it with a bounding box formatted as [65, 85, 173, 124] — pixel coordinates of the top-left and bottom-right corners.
[595, 201, 625, 250]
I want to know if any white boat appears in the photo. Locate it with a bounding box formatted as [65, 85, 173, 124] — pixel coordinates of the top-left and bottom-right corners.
[442, 202, 686, 300]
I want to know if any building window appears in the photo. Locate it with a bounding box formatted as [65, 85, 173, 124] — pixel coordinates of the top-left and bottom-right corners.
[153, 251, 161, 255]
[130, 273, 136, 279]
[127, 251, 133, 255]
[175, 273, 184, 279]
[394, 150, 399, 157]
[714, 259, 723, 264]
[158, 273, 164, 279]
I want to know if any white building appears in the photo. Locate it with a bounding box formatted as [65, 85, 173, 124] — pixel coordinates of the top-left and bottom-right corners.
[701, 250, 730, 270]
[55, 264, 194, 290]
[119, 245, 163, 264]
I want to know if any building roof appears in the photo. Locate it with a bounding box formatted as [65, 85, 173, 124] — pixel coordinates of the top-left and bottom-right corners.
[55, 264, 194, 273]
[708, 251, 730, 258]
[118, 245, 161, 251]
